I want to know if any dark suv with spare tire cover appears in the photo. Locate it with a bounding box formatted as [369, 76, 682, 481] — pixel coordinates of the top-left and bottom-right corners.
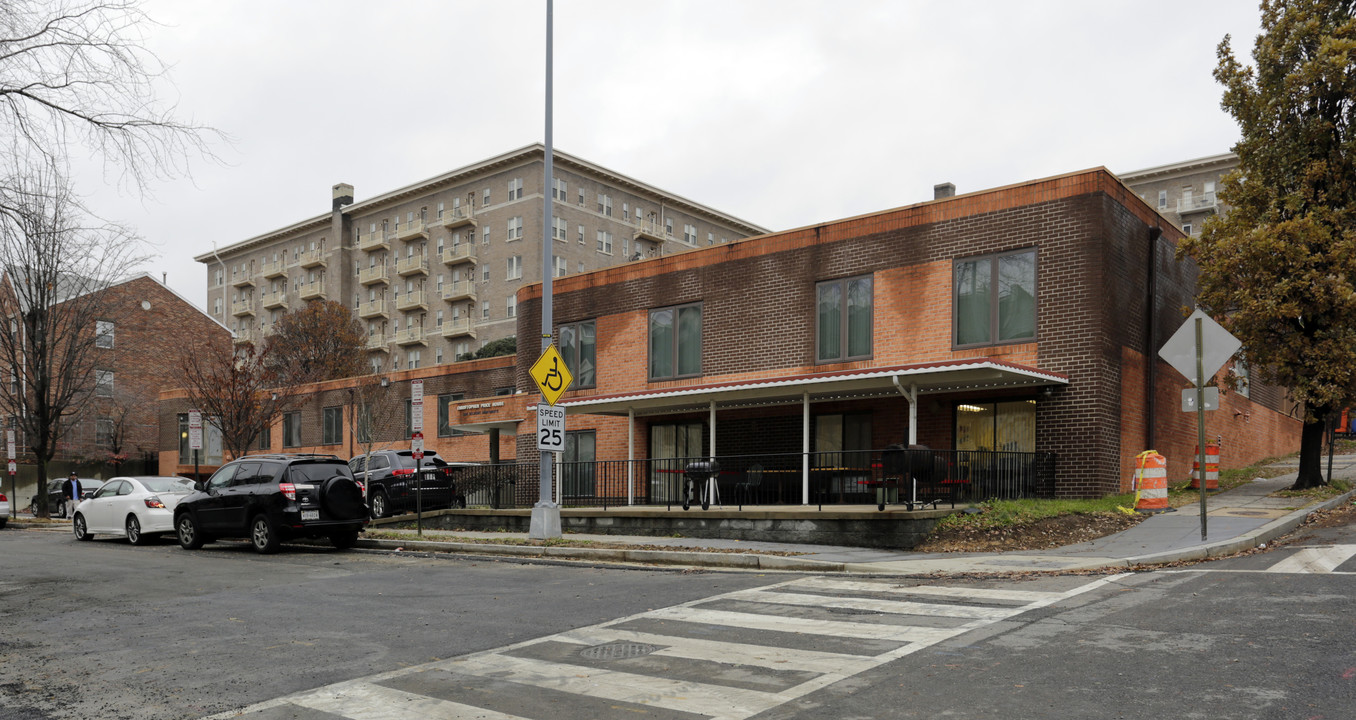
[350, 450, 474, 519]
[174, 453, 368, 554]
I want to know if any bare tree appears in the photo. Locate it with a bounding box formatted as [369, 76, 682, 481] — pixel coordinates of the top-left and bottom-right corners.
[177, 335, 298, 462]
[0, 168, 145, 516]
[349, 374, 402, 486]
[0, 0, 217, 193]
[266, 300, 367, 386]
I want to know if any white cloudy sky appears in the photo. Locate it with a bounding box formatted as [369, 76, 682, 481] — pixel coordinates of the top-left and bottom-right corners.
[71, 0, 1263, 310]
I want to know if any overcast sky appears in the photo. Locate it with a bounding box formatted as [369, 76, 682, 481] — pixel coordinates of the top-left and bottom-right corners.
[72, 0, 1263, 310]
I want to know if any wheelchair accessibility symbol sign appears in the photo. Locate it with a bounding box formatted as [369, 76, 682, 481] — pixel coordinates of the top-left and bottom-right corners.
[529, 344, 574, 406]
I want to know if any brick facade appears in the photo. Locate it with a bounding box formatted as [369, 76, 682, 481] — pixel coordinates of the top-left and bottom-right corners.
[512, 168, 1301, 498]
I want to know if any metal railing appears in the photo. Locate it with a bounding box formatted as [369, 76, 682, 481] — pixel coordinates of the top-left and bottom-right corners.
[440, 448, 1054, 510]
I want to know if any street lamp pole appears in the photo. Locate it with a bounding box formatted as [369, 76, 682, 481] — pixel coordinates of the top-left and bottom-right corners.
[529, 0, 561, 539]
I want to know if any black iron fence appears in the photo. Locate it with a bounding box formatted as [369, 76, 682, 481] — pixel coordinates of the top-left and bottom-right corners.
[447, 448, 1055, 510]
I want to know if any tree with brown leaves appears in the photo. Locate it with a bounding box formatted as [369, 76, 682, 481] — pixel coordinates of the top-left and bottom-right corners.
[265, 300, 366, 386]
[177, 336, 296, 462]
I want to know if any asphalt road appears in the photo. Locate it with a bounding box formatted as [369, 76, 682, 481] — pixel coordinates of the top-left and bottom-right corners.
[2, 510, 1353, 720]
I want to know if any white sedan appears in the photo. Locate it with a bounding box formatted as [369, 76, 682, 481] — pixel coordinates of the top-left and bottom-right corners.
[72, 476, 196, 545]
[0, 490, 9, 528]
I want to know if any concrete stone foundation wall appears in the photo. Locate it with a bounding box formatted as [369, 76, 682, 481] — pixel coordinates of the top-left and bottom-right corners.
[380, 508, 949, 550]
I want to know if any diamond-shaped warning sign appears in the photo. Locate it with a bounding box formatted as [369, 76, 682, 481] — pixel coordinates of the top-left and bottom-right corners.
[529, 344, 573, 406]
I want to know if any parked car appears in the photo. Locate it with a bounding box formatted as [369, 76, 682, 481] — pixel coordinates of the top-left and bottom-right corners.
[349, 450, 473, 519]
[0, 491, 9, 528]
[71, 476, 196, 545]
[31, 478, 104, 519]
[173, 453, 368, 554]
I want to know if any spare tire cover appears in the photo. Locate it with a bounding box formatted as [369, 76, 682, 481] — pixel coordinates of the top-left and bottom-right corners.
[321, 476, 366, 520]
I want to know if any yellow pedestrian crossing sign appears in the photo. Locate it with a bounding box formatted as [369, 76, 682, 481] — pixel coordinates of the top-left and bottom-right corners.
[530, 344, 573, 406]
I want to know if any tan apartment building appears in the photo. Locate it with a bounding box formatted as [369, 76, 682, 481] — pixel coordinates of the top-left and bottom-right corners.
[196, 145, 768, 372]
[1119, 152, 1237, 238]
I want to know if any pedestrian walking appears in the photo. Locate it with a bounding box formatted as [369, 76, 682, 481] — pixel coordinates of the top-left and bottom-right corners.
[62, 472, 81, 519]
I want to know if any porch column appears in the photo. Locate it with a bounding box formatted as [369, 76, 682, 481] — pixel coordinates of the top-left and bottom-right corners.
[802, 391, 810, 505]
[627, 408, 635, 506]
[709, 401, 717, 461]
[893, 376, 919, 446]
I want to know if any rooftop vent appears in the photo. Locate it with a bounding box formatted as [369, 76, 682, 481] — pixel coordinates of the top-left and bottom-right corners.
[934, 182, 955, 200]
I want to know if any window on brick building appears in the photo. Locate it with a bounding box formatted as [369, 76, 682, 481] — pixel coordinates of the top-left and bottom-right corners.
[648, 302, 701, 380]
[813, 413, 872, 468]
[562, 430, 596, 497]
[956, 400, 1035, 453]
[94, 369, 113, 397]
[559, 320, 596, 389]
[96, 416, 114, 447]
[283, 412, 302, 448]
[437, 393, 465, 437]
[816, 275, 872, 363]
[95, 320, 114, 349]
[508, 177, 523, 200]
[953, 249, 1036, 348]
[322, 407, 343, 445]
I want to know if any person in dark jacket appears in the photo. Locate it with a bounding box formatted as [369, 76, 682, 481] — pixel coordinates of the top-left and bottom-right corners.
[62, 472, 81, 518]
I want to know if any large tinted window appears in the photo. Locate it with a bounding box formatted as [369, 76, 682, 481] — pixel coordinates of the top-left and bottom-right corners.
[288, 462, 354, 484]
[954, 249, 1036, 347]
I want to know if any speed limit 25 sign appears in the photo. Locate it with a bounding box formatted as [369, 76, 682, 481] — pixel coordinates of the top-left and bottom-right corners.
[536, 403, 566, 453]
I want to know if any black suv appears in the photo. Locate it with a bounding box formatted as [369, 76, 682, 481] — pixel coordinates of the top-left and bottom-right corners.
[174, 453, 368, 554]
[349, 450, 474, 519]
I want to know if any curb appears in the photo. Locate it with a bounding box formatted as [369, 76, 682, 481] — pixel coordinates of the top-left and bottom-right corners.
[353, 537, 849, 573]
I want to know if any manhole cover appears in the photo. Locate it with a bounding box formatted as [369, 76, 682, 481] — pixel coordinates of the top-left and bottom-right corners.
[579, 642, 662, 661]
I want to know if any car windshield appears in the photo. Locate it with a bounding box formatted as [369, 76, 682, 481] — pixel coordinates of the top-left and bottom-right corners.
[140, 477, 195, 493]
[393, 452, 447, 469]
[288, 462, 354, 484]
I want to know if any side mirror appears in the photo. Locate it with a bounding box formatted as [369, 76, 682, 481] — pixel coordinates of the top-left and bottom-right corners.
[194, 481, 206, 492]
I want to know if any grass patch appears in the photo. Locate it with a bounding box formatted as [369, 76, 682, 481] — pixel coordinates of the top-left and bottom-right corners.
[931, 494, 1138, 532]
[1270, 477, 1352, 502]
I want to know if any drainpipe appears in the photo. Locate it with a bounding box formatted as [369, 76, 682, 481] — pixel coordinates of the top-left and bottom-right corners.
[892, 375, 918, 446]
[210, 242, 229, 335]
[627, 408, 635, 506]
[1146, 226, 1162, 450]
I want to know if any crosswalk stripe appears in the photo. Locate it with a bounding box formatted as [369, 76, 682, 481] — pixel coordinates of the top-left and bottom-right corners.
[722, 588, 1017, 619]
[1266, 545, 1356, 574]
[443, 652, 782, 718]
[646, 606, 958, 643]
[553, 627, 877, 674]
[291, 681, 529, 720]
[790, 577, 1064, 602]
[207, 573, 1131, 720]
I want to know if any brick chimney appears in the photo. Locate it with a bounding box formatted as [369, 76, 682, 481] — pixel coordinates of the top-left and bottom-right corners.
[934, 182, 955, 200]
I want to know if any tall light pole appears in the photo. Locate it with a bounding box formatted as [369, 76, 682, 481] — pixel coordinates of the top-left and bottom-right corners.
[529, 0, 562, 539]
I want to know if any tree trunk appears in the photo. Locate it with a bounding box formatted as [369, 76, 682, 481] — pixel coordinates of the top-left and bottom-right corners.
[1292, 416, 1329, 490]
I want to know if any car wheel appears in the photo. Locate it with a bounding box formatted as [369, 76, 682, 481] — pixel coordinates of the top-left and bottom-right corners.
[176, 513, 205, 550]
[56, 500, 67, 519]
[370, 491, 389, 519]
[126, 515, 150, 546]
[329, 528, 360, 550]
[250, 514, 280, 554]
[73, 513, 92, 541]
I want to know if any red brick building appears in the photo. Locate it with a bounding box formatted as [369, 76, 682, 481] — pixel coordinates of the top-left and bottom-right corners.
[10, 275, 231, 505]
[501, 167, 1300, 500]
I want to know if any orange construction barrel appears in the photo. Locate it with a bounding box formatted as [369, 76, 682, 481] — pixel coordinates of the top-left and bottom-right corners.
[1134, 451, 1170, 514]
[1189, 443, 1220, 490]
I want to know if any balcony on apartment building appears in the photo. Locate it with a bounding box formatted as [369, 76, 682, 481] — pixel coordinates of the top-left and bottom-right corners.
[440, 279, 476, 302]
[393, 326, 427, 346]
[439, 204, 477, 229]
[395, 289, 428, 312]
[358, 298, 388, 319]
[396, 254, 430, 276]
[633, 217, 667, 243]
[358, 229, 392, 253]
[261, 289, 288, 309]
[298, 279, 326, 300]
[261, 259, 288, 279]
[359, 264, 390, 285]
[1176, 193, 1219, 216]
[365, 333, 388, 351]
[231, 298, 255, 317]
[439, 316, 476, 339]
[441, 243, 477, 266]
[397, 219, 429, 242]
[232, 271, 257, 288]
[298, 247, 327, 268]
[233, 327, 256, 345]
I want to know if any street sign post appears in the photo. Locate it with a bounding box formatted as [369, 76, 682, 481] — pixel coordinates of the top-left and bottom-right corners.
[6, 429, 14, 521]
[411, 431, 424, 459]
[537, 404, 565, 453]
[410, 380, 425, 535]
[1159, 309, 1242, 541]
[188, 410, 203, 482]
[410, 380, 424, 433]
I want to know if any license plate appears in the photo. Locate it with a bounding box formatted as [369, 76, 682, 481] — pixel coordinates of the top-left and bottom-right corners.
[301, 510, 319, 521]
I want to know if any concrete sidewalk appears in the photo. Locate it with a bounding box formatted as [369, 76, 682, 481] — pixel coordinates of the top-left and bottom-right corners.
[359, 456, 1356, 575]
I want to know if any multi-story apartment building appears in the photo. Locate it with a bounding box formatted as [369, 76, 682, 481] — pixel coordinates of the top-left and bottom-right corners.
[1119, 152, 1237, 238]
[197, 145, 767, 373]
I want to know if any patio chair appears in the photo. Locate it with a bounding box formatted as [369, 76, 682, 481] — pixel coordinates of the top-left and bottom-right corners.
[735, 464, 764, 507]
